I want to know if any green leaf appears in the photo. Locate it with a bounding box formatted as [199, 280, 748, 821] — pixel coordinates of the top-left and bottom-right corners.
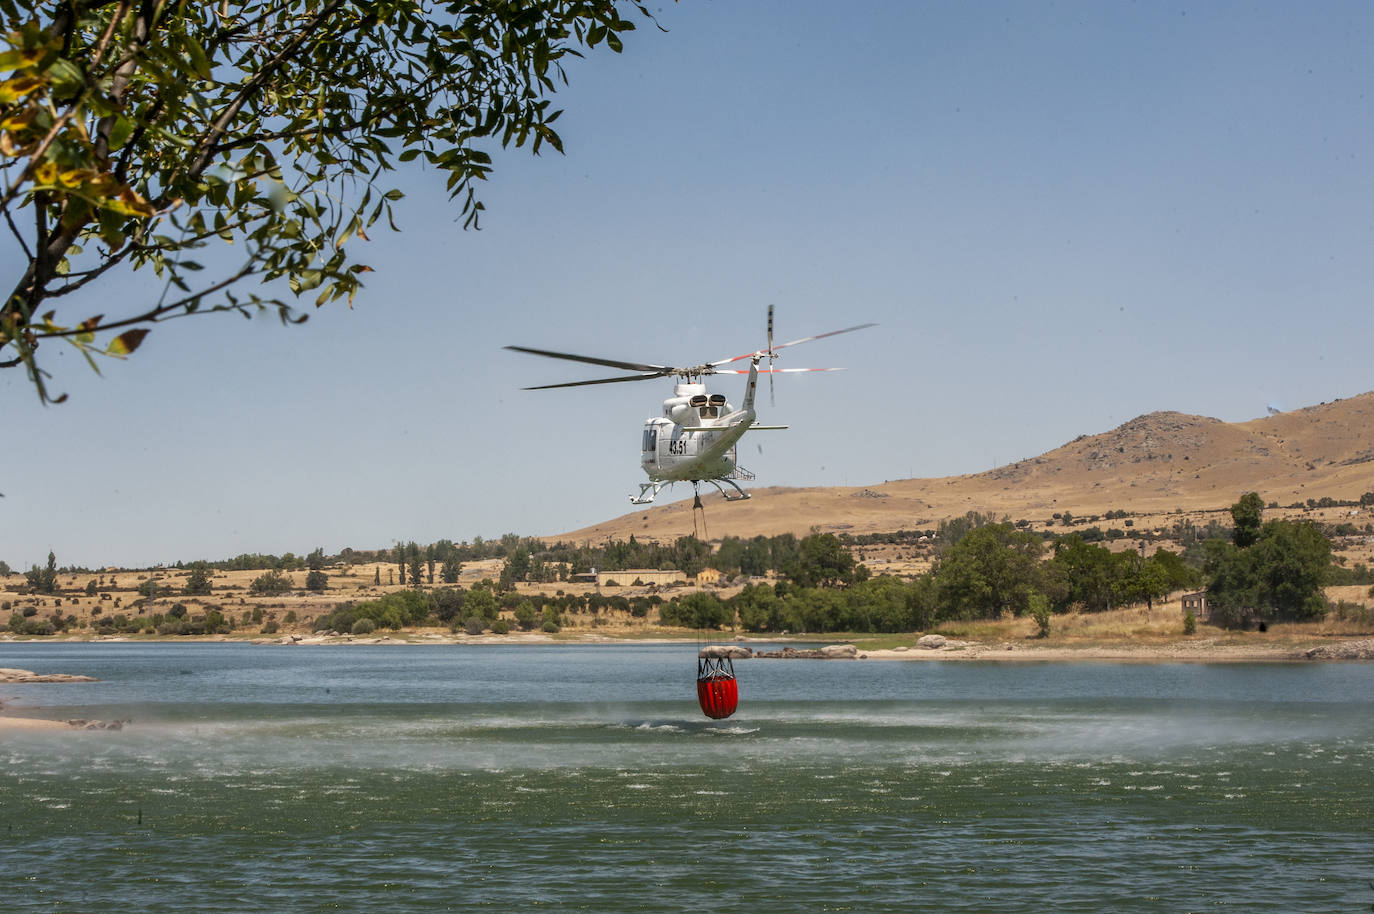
[183, 34, 213, 81]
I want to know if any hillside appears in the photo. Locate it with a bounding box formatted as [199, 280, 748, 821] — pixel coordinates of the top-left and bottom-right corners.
[556, 392, 1374, 543]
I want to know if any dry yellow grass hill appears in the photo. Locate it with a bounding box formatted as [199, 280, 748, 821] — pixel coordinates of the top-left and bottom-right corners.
[557, 391, 1374, 543]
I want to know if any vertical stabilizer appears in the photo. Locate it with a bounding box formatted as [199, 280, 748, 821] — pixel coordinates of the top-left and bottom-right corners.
[741, 355, 760, 413]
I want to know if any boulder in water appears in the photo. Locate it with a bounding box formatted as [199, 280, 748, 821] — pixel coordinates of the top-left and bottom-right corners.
[0, 667, 97, 683]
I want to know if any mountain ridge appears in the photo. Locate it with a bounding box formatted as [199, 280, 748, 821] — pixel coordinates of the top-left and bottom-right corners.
[555, 392, 1374, 543]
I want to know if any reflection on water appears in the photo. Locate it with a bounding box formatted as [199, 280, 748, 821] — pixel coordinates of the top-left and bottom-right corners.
[1, 644, 1371, 911]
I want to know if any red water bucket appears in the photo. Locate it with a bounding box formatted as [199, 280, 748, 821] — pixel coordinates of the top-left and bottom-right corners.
[696, 675, 739, 719]
[696, 655, 739, 719]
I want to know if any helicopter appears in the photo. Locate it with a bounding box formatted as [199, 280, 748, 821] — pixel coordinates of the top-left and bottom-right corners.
[506, 308, 874, 505]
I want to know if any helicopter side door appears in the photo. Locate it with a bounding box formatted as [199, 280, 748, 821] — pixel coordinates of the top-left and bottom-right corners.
[642, 420, 670, 473]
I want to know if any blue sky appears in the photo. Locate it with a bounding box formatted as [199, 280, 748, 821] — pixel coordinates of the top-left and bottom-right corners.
[5, 1, 1373, 569]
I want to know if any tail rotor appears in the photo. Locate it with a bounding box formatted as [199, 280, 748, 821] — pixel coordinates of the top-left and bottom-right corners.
[766, 304, 776, 407]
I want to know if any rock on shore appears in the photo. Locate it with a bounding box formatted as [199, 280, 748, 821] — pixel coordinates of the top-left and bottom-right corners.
[1299, 639, 1374, 660]
[753, 643, 859, 660]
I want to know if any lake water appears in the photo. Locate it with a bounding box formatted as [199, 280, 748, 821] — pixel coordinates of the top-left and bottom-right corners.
[1, 643, 1370, 912]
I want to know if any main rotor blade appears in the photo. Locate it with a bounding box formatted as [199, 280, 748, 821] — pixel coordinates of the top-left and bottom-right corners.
[714, 367, 848, 374]
[709, 322, 877, 366]
[505, 345, 674, 375]
[772, 322, 878, 353]
[522, 372, 671, 390]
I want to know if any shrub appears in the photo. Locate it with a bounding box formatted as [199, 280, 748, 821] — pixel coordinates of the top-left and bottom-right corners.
[1030, 594, 1051, 639]
[1183, 610, 1197, 635]
[1332, 600, 1373, 626]
[491, 619, 510, 634]
[261, 619, 280, 634]
[541, 606, 561, 631]
[462, 615, 485, 635]
[352, 618, 376, 635]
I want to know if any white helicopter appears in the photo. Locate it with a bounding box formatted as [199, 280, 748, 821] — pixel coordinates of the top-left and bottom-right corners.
[507, 308, 873, 505]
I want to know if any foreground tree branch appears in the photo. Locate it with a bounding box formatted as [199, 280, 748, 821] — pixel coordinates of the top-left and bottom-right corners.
[0, 0, 651, 402]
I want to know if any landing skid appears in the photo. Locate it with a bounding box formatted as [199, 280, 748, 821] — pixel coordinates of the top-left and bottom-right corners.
[631, 481, 668, 505]
[704, 477, 751, 501]
[629, 477, 752, 505]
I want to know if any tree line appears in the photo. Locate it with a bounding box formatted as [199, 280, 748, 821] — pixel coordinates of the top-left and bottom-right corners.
[3, 492, 1348, 637]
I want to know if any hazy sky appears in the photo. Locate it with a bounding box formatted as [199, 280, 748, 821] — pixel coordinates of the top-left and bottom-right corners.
[5, 1, 1373, 569]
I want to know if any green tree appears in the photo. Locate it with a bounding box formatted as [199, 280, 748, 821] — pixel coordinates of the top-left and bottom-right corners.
[1231, 492, 1264, 549]
[514, 601, 538, 631]
[1047, 535, 1115, 612]
[847, 574, 926, 633]
[304, 569, 328, 592]
[183, 563, 212, 595]
[783, 533, 864, 589]
[1, 2, 650, 402]
[502, 544, 531, 586]
[441, 550, 462, 584]
[1146, 548, 1199, 593]
[733, 583, 781, 633]
[249, 570, 293, 596]
[25, 550, 57, 594]
[935, 524, 1043, 619]
[1205, 519, 1331, 625]
[463, 587, 498, 625]
[661, 591, 730, 630]
[672, 536, 711, 578]
[407, 542, 423, 590]
[431, 587, 465, 623]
